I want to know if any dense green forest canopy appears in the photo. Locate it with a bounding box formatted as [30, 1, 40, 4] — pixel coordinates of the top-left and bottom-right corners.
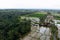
[0, 9, 33, 40]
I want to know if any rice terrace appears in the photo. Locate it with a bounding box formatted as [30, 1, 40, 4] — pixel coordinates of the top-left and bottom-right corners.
[0, 9, 60, 40]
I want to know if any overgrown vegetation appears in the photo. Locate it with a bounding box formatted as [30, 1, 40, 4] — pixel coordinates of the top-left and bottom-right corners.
[57, 22, 60, 24]
[50, 24, 58, 40]
[54, 16, 60, 20]
[0, 10, 32, 40]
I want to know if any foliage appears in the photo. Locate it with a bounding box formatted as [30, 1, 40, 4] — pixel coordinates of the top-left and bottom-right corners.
[50, 24, 58, 40]
[54, 16, 60, 20]
[0, 10, 31, 40]
[57, 22, 60, 24]
[27, 13, 46, 18]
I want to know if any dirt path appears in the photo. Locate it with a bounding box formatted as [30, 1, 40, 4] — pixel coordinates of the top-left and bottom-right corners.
[20, 26, 40, 40]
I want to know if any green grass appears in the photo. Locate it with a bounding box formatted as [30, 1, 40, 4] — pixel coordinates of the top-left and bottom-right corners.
[50, 25, 58, 40]
[21, 12, 60, 20]
[25, 12, 46, 18]
[57, 22, 60, 24]
[27, 14, 46, 18]
[54, 16, 60, 20]
[21, 12, 46, 18]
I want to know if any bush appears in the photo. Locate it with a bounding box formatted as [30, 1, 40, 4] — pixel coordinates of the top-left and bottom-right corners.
[0, 14, 31, 40]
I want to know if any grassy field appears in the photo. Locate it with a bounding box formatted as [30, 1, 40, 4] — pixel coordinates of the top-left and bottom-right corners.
[24, 12, 46, 18]
[29, 12, 60, 20]
[57, 22, 60, 24]
[22, 12, 60, 20]
[51, 12, 60, 20]
[27, 14, 46, 18]
[54, 16, 60, 20]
